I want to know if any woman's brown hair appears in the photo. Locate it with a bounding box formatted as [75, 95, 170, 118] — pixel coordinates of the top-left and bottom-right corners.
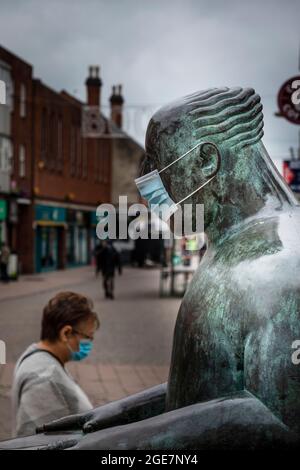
[41, 291, 100, 342]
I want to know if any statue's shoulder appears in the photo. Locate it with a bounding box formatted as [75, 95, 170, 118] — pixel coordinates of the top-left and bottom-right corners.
[214, 211, 300, 268]
[184, 209, 300, 311]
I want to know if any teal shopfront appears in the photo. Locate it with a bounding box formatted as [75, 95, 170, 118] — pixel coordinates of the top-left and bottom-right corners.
[66, 209, 91, 267]
[35, 205, 66, 273]
[90, 210, 99, 256]
[0, 199, 7, 245]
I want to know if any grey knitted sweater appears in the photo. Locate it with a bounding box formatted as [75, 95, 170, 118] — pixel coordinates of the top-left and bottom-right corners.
[12, 344, 93, 437]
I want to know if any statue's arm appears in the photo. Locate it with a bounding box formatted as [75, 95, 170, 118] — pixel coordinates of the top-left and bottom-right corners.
[46, 391, 297, 450]
[36, 383, 167, 434]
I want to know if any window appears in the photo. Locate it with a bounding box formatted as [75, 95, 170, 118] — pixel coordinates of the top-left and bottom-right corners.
[57, 116, 63, 172]
[20, 83, 26, 117]
[70, 125, 76, 176]
[103, 140, 110, 184]
[19, 145, 26, 178]
[94, 140, 99, 183]
[0, 137, 13, 173]
[41, 108, 48, 165]
[0, 80, 5, 105]
[96, 139, 103, 182]
[0, 62, 14, 136]
[82, 139, 87, 179]
[49, 112, 56, 170]
[76, 127, 82, 178]
[0, 61, 13, 110]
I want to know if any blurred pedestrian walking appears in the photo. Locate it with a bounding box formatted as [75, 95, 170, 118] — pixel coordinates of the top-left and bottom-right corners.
[0, 242, 10, 283]
[97, 240, 122, 299]
[94, 241, 104, 278]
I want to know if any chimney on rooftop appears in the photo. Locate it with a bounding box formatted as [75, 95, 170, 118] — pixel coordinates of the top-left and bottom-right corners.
[109, 84, 124, 129]
[85, 65, 102, 107]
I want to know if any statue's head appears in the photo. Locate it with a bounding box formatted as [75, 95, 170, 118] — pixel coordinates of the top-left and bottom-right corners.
[142, 87, 265, 232]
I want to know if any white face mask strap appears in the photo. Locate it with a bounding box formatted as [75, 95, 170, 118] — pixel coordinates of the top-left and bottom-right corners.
[176, 174, 216, 206]
[158, 141, 203, 174]
[175, 141, 221, 205]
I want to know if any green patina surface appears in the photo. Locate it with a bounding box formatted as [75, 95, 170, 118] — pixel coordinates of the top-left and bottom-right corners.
[148, 88, 300, 438]
[4, 87, 300, 450]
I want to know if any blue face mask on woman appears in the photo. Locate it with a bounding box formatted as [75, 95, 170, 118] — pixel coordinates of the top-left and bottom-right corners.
[67, 328, 94, 361]
[70, 340, 93, 362]
[70, 339, 93, 361]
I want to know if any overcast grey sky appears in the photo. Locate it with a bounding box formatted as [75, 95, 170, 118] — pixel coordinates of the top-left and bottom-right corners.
[1, 0, 299, 168]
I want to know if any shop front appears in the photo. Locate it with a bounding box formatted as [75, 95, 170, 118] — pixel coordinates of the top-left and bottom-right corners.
[0, 199, 7, 244]
[34, 205, 66, 273]
[66, 209, 90, 267]
[90, 210, 99, 257]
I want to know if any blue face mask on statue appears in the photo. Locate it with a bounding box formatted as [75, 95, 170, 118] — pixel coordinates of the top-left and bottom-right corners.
[69, 340, 93, 362]
[135, 141, 221, 221]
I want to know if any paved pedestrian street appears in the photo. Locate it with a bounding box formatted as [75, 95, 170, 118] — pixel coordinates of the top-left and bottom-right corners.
[0, 266, 181, 440]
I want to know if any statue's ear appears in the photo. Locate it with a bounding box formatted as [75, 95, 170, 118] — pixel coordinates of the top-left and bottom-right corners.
[199, 142, 221, 179]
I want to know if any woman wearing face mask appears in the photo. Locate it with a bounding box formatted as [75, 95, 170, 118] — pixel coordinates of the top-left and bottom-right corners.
[12, 291, 100, 437]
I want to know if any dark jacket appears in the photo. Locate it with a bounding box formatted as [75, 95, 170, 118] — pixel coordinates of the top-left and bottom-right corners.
[97, 245, 122, 276]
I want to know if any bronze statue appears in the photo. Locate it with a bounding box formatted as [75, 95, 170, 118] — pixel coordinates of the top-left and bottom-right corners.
[1, 87, 300, 450]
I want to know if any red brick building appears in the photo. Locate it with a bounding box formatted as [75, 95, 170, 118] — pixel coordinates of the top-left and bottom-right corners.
[31, 67, 114, 273]
[0, 46, 33, 275]
[0, 45, 144, 274]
